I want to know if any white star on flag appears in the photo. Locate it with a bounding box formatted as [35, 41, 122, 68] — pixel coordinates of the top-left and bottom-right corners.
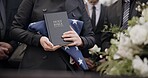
[72, 20, 78, 25]
[75, 46, 79, 51]
[78, 58, 83, 65]
[29, 22, 36, 26]
[64, 46, 70, 50]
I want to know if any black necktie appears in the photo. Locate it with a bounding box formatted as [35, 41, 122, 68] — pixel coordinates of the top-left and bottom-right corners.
[0, 0, 6, 39]
[121, 0, 130, 30]
[91, 5, 96, 30]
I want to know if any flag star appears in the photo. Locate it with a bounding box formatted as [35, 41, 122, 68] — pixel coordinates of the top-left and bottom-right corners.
[75, 46, 79, 51]
[72, 20, 78, 25]
[64, 46, 70, 50]
[78, 58, 83, 65]
[29, 22, 36, 26]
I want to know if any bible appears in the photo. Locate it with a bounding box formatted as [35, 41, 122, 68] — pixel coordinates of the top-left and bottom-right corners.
[44, 12, 71, 46]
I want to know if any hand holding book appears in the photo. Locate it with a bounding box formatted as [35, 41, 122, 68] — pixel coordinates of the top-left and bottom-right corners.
[28, 14, 89, 70]
[40, 36, 61, 51]
[62, 27, 83, 47]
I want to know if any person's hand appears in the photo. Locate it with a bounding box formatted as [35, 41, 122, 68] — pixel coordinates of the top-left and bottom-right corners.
[0, 42, 12, 60]
[62, 27, 83, 47]
[0, 42, 13, 53]
[85, 58, 95, 70]
[40, 36, 61, 51]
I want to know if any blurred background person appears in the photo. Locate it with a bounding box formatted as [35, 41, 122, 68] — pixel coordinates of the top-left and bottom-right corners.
[85, 0, 106, 49]
[101, 0, 147, 51]
[0, 0, 22, 70]
[83, 0, 107, 71]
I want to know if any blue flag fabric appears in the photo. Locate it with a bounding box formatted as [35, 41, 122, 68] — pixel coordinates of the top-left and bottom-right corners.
[28, 19, 88, 70]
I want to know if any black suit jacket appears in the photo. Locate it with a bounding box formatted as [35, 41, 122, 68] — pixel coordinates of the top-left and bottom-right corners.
[101, 0, 147, 51]
[0, 0, 22, 69]
[9, 0, 95, 70]
[85, 4, 106, 48]
[0, 0, 22, 41]
[5, 0, 22, 48]
[93, 5, 106, 48]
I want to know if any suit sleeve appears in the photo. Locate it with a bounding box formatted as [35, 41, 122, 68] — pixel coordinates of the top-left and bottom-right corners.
[101, 6, 113, 51]
[78, 0, 95, 49]
[9, 0, 42, 46]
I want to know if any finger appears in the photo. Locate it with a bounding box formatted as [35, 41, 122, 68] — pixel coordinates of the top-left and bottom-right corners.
[45, 40, 54, 47]
[63, 31, 73, 35]
[45, 45, 61, 52]
[87, 62, 94, 68]
[62, 34, 71, 38]
[0, 51, 5, 56]
[42, 42, 53, 51]
[63, 37, 74, 42]
[70, 26, 74, 31]
[62, 33, 75, 38]
[87, 59, 94, 64]
[67, 42, 76, 46]
[1, 47, 9, 54]
[0, 42, 4, 45]
[52, 45, 61, 51]
[0, 51, 8, 58]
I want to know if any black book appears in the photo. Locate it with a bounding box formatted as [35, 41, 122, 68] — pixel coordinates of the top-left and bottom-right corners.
[44, 12, 71, 46]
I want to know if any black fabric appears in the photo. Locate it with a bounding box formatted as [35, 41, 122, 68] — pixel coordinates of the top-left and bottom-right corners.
[0, 0, 23, 70]
[0, 0, 6, 40]
[91, 6, 96, 31]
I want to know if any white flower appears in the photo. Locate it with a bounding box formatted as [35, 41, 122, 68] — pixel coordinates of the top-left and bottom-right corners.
[129, 25, 148, 45]
[89, 44, 101, 54]
[143, 22, 148, 45]
[132, 56, 148, 77]
[115, 33, 133, 59]
[113, 53, 121, 60]
[100, 0, 117, 6]
[142, 8, 148, 22]
[133, 56, 144, 70]
[119, 33, 132, 47]
[110, 39, 119, 45]
[136, 5, 142, 12]
[115, 33, 141, 59]
[139, 17, 145, 24]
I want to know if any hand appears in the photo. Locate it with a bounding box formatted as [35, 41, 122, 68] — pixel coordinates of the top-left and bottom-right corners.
[85, 58, 95, 70]
[0, 42, 13, 53]
[62, 27, 83, 47]
[40, 36, 61, 51]
[0, 46, 9, 60]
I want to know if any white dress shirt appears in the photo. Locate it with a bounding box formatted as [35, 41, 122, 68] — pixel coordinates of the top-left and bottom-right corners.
[87, 1, 101, 26]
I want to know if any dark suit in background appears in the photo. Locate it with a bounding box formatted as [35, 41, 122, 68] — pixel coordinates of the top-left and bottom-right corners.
[9, 0, 95, 71]
[85, 0, 106, 53]
[0, 0, 22, 69]
[101, 0, 147, 51]
[93, 5, 106, 48]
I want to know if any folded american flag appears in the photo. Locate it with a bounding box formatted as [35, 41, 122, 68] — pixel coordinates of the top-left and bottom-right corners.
[28, 19, 88, 70]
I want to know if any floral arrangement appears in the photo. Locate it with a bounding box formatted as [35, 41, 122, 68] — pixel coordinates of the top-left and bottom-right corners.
[89, 1, 148, 77]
